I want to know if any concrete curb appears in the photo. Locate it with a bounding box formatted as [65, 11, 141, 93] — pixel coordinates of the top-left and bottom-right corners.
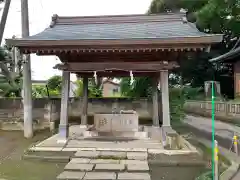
[220, 161, 239, 180]
[191, 137, 239, 180]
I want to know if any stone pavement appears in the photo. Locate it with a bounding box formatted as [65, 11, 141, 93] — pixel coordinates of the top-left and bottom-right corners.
[57, 150, 151, 180]
[184, 115, 240, 140]
[30, 125, 164, 152]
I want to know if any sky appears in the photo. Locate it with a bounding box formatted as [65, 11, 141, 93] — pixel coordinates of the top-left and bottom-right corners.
[1, 0, 152, 81]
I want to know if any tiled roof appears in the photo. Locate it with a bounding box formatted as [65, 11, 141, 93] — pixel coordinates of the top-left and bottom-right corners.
[26, 19, 207, 41]
[6, 13, 223, 49]
[11, 13, 221, 41]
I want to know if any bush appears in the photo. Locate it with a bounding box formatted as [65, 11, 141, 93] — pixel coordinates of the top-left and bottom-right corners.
[169, 88, 185, 122]
[183, 87, 204, 100]
[195, 171, 212, 180]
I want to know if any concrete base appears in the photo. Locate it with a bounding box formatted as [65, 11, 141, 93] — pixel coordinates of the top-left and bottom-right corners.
[79, 125, 88, 130]
[49, 122, 55, 131]
[143, 126, 162, 140]
[82, 130, 148, 139]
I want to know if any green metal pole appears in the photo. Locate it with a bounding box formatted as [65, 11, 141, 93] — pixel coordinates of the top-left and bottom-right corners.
[211, 81, 215, 180]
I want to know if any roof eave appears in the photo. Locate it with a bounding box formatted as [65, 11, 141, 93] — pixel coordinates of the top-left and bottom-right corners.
[6, 35, 223, 48]
[209, 46, 240, 63]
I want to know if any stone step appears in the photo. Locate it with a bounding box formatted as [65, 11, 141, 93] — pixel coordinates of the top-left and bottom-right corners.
[57, 171, 151, 180]
[22, 151, 74, 163]
[22, 154, 70, 163]
[74, 151, 148, 160]
[64, 158, 149, 172]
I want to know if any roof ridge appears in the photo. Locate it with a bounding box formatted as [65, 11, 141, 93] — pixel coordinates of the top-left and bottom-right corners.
[49, 13, 186, 28]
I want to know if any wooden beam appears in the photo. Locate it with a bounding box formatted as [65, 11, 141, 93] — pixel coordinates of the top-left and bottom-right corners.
[24, 45, 205, 55]
[75, 71, 159, 77]
[54, 61, 179, 71]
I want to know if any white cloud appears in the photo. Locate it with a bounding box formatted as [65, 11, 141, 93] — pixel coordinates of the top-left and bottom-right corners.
[2, 0, 152, 81]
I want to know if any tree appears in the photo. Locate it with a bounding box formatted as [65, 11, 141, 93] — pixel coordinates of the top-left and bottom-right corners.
[0, 46, 22, 97]
[0, 0, 11, 44]
[46, 75, 62, 92]
[148, 0, 240, 49]
[88, 78, 102, 97]
[32, 84, 47, 98]
[147, 0, 238, 98]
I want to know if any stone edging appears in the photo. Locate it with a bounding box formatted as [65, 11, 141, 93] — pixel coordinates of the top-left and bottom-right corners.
[195, 139, 240, 180]
[220, 161, 239, 180]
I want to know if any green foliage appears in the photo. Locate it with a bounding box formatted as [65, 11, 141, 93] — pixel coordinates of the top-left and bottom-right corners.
[48, 89, 61, 97]
[88, 78, 102, 98]
[170, 88, 185, 121]
[120, 77, 185, 121]
[195, 171, 211, 180]
[32, 85, 47, 98]
[147, 0, 238, 98]
[0, 46, 22, 97]
[32, 75, 62, 98]
[74, 79, 83, 97]
[120, 77, 152, 97]
[32, 76, 103, 98]
[46, 75, 62, 92]
[183, 87, 204, 100]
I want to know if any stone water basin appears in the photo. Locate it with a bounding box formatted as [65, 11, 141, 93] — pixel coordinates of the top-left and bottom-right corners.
[94, 111, 139, 132]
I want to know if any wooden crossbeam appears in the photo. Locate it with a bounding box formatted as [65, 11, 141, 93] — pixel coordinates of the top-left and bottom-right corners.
[54, 61, 179, 72]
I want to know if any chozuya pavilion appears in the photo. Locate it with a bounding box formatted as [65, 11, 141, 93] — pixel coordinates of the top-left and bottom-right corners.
[6, 13, 222, 144]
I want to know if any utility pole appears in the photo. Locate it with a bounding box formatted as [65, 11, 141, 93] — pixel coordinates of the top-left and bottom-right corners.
[21, 0, 33, 138]
[0, 0, 11, 44]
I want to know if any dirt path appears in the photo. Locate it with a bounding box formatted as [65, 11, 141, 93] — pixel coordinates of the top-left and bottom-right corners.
[0, 130, 65, 180]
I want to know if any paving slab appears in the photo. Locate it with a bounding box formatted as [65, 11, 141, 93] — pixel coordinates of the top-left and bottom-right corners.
[70, 158, 91, 164]
[57, 171, 85, 180]
[75, 151, 100, 158]
[63, 147, 97, 152]
[129, 148, 148, 152]
[62, 148, 81, 152]
[96, 148, 131, 152]
[84, 172, 116, 180]
[127, 152, 148, 160]
[64, 163, 94, 171]
[90, 159, 120, 164]
[147, 149, 163, 154]
[126, 163, 149, 172]
[95, 163, 125, 172]
[29, 147, 63, 151]
[100, 151, 126, 159]
[117, 172, 151, 180]
[120, 160, 148, 165]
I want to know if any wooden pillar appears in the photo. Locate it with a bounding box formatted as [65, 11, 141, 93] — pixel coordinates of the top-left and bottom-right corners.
[81, 77, 88, 125]
[152, 76, 159, 127]
[160, 70, 171, 127]
[58, 71, 70, 143]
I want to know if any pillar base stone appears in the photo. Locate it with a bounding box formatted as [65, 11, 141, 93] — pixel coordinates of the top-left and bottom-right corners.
[162, 125, 172, 131]
[57, 139, 67, 144]
[81, 115, 87, 126]
[58, 124, 69, 143]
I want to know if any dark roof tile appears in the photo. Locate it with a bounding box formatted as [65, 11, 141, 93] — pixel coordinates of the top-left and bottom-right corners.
[26, 21, 207, 41]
